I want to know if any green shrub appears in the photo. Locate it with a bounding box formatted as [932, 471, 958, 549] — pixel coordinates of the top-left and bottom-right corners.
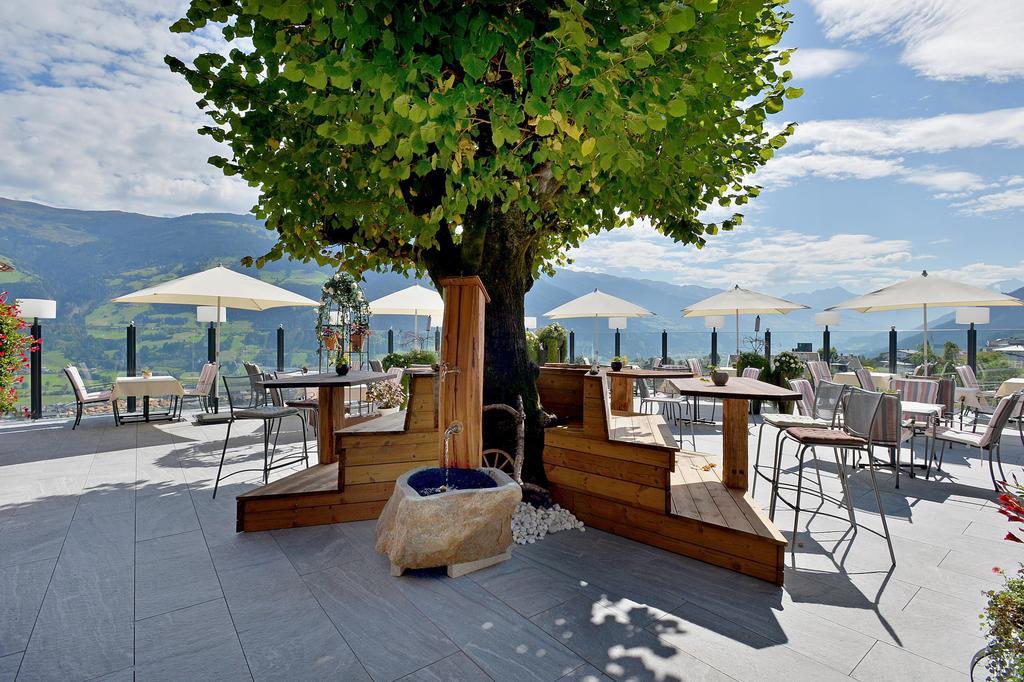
[735, 351, 768, 373]
[382, 349, 438, 370]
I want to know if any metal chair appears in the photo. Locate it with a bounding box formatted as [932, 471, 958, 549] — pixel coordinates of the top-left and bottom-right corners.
[805, 360, 832, 388]
[741, 367, 762, 380]
[854, 367, 876, 390]
[212, 375, 308, 498]
[863, 392, 916, 489]
[687, 358, 717, 422]
[64, 365, 113, 429]
[752, 379, 830, 495]
[638, 379, 692, 449]
[369, 359, 384, 372]
[928, 391, 1023, 490]
[773, 386, 896, 566]
[176, 362, 218, 418]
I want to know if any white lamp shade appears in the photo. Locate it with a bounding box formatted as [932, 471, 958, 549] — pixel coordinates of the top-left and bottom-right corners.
[524, 316, 537, 330]
[704, 315, 725, 329]
[956, 307, 989, 325]
[196, 306, 227, 323]
[16, 298, 57, 320]
[815, 311, 840, 326]
[608, 317, 627, 329]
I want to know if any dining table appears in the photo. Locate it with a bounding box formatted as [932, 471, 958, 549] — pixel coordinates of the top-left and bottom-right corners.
[666, 376, 801, 492]
[833, 371, 900, 391]
[258, 371, 391, 464]
[111, 375, 184, 424]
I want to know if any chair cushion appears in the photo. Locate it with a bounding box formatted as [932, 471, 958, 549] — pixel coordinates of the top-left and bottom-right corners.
[930, 425, 985, 447]
[235, 407, 298, 420]
[763, 414, 829, 429]
[84, 391, 111, 401]
[785, 427, 867, 446]
[286, 399, 319, 409]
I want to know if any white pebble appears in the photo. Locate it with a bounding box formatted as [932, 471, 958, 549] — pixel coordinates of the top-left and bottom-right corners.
[510, 502, 585, 545]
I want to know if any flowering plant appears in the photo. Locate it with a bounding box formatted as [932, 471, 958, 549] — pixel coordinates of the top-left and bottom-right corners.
[0, 292, 38, 414]
[998, 477, 1024, 543]
[350, 321, 371, 336]
[773, 351, 803, 381]
[316, 272, 370, 352]
[367, 380, 406, 408]
[982, 565, 1024, 681]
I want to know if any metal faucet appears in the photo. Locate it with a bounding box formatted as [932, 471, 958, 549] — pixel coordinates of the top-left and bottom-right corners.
[442, 421, 464, 466]
[439, 362, 461, 382]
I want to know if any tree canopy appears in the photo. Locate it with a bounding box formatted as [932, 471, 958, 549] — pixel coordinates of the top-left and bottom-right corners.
[167, 0, 798, 280]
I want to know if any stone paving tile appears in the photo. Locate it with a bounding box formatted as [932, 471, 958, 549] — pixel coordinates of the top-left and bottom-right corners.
[304, 560, 458, 681]
[470, 555, 590, 618]
[851, 641, 964, 682]
[0, 652, 22, 682]
[398, 652, 493, 681]
[135, 599, 251, 681]
[271, 522, 362, 575]
[135, 529, 223, 620]
[0, 558, 55, 657]
[555, 663, 615, 682]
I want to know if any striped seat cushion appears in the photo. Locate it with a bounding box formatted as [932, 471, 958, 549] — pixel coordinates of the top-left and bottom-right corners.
[785, 427, 867, 446]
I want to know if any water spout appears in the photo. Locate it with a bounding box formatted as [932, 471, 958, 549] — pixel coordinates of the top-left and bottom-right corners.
[440, 420, 464, 491]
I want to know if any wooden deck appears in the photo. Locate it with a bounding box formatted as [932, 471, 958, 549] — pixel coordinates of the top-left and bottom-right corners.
[236, 373, 439, 532]
[540, 367, 787, 584]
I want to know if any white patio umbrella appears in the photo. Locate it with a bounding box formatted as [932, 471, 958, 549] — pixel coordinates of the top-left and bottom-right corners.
[112, 265, 319, 410]
[683, 285, 809, 358]
[827, 270, 1023, 376]
[544, 289, 653, 363]
[368, 284, 444, 350]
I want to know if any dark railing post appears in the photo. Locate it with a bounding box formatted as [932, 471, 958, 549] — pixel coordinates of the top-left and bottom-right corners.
[207, 322, 218, 411]
[764, 329, 772, 366]
[822, 325, 831, 369]
[30, 319, 42, 419]
[888, 327, 898, 374]
[276, 325, 285, 372]
[569, 330, 575, 363]
[614, 328, 621, 357]
[711, 327, 718, 366]
[387, 328, 394, 354]
[968, 323, 978, 372]
[661, 329, 668, 365]
[434, 328, 440, 352]
[126, 322, 137, 413]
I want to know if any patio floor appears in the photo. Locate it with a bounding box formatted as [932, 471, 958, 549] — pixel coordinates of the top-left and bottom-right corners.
[1, 404, 1021, 681]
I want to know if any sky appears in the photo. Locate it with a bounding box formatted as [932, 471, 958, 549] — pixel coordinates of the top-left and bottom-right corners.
[0, 0, 1022, 296]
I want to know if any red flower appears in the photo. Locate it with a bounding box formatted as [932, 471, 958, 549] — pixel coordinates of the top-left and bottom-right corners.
[1005, 533, 1022, 543]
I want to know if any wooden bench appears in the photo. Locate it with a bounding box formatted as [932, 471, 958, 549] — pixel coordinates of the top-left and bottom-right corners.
[538, 367, 786, 585]
[236, 372, 439, 532]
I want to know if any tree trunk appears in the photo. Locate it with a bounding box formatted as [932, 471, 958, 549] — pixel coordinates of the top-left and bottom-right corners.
[425, 205, 548, 485]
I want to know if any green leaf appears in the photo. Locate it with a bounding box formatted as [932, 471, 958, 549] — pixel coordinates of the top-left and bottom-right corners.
[305, 68, 328, 90]
[369, 126, 391, 146]
[646, 113, 666, 131]
[667, 98, 688, 117]
[650, 32, 670, 54]
[535, 118, 555, 136]
[665, 7, 696, 34]
[408, 103, 427, 123]
[765, 96, 784, 114]
[785, 87, 804, 99]
[281, 62, 304, 82]
[692, 0, 718, 12]
[580, 137, 596, 157]
[633, 51, 654, 69]
[393, 95, 412, 117]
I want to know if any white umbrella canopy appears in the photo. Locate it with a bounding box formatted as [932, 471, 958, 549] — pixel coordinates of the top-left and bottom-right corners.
[683, 285, 809, 357]
[544, 289, 653, 363]
[112, 265, 319, 412]
[827, 270, 1023, 375]
[368, 284, 444, 350]
[112, 264, 319, 310]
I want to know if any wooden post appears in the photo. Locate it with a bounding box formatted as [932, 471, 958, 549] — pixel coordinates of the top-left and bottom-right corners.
[438, 276, 490, 469]
[722, 398, 749, 490]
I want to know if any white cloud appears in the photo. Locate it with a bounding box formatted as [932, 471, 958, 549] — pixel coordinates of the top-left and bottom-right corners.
[955, 187, 1024, 215]
[901, 170, 988, 194]
[808, 0, 1024, 81]
[786, 48, 863, 80]
[0, 1, 256, 216]
[789, 108, 1024, 155]
[566, 221, 920, 293]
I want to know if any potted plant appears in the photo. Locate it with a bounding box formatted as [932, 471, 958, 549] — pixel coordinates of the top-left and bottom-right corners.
[610, 355, 625, 372]
[323, 329, 339, 351]
[349, 321, 371, 352]
[335, 352, 350, 376]
[770, 351, 804, 412]
[141, 367, 153, 379]
[367, 380, 406, 415]
[709, 365, 729, 386]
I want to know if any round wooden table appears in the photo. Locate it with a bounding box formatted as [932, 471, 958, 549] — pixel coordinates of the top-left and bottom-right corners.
[666, 376, 800, 492]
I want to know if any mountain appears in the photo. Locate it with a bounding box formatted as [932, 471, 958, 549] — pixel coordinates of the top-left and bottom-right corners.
[0, 198, 732, 386]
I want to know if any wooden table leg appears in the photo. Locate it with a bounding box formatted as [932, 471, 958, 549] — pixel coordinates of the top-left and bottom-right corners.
[722, 398, 749, 490]
[609, 375, 635, 413]
[317, 386, 345, 465]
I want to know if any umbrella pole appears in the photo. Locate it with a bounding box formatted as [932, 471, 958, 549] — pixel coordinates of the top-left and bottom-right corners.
[923, 303, 929, 377]
[214, 296, 221, 412]
[735, 310, 740, 359]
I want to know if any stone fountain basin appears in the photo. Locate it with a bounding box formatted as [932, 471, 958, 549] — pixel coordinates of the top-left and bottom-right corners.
[376, 466, 521, 576]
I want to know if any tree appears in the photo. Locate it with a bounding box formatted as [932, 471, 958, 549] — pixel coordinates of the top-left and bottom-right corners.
[167, 0, 798, 481]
